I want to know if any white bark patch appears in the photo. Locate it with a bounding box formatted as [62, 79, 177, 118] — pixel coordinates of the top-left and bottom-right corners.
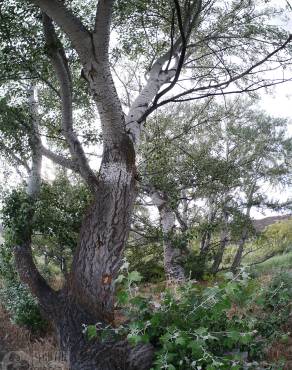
[100, 162, 131, 185]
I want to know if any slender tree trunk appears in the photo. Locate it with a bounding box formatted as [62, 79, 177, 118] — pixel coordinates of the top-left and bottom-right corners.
[151, 191, 186, 282]
[231, 232, 248, 274]
[211, 237, 228, 274]
[211, 211, 229, 274]
[231, 203, 252, 274]
[197, 209, 217, 277]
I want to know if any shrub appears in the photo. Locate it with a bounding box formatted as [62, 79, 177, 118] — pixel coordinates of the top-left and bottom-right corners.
[0, 242, 47, 333]
[87, 270, 278, 369]
[0, 281, 47, 333]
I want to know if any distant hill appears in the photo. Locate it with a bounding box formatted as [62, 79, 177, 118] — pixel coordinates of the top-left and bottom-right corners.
[253, 215, 292, 232]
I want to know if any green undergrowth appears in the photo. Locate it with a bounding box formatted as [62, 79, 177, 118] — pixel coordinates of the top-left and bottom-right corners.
[250, 251, 292, 275]
[85, 264, 292, 370]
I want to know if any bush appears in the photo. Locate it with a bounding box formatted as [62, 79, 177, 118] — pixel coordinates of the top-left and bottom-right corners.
[0, 281, 47, 333]
[88, 269, 288, 369]
[254, 272, 292, 340]
[126, 243, 165, 283]
[0, 242, 47, 333]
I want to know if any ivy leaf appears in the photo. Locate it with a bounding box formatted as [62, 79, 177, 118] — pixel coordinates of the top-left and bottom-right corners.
[175, 336, 186, 346]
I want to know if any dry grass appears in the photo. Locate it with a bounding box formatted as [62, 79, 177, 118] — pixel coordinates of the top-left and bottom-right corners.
[0, 304, 68, 369]
[266, 337, 292, 369]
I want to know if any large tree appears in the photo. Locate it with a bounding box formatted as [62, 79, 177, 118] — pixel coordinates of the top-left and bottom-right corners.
[0, 0, 292, 368]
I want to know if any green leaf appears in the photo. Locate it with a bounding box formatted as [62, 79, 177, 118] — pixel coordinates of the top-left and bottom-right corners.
[116, 290, 129, 305]
[87, 325, 97, 340]
[128, 271, 143, 282]
[229, 330, 241, 342]
[127, 334, 143, 345]
[175, 336, 186, 346]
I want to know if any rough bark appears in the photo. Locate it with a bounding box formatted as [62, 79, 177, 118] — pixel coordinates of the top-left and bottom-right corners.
[151, 191, 186, 282]
[13, 90, 153, 368]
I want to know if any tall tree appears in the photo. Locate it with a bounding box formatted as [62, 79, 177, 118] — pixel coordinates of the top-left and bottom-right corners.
[0, 0, 292, 368]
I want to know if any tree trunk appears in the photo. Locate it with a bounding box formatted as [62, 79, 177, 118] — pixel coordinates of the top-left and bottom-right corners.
[231, 233, 247, 274]
[151, 191, 186, 282]
[15, 139, 154, 369]
[211, 211, 229, 274]
[13, 87, 153, 368]
[49, 291, 153, 370]
[231, 204, 252, 274]
[211, 237, 228, 274]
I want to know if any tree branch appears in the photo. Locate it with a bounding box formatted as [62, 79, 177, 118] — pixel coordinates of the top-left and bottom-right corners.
[41, 145, 79, 172]
[28, 0, 92, 62]
[14, 85, 58, 314]
[150, 34, 292, 108]
[42, 14, 98, 192]
[0, 143, 30, 172]
[125, 0, 202, 145]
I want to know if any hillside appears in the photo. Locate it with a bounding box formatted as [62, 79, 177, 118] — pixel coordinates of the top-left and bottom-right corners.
[253, 214, 292, 232]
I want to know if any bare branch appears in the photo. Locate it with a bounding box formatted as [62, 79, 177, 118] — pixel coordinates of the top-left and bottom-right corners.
[152, 35, 292, 108]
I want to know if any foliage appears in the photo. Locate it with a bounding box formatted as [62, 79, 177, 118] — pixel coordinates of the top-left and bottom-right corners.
[0, 175, 91, 331]
[126, 242, 165, 283]
[86, 269, 291, 369]
[1, 175, 91, 273]
[251, 252, 292, 275]
[0, 281, 47, 332]
[254, 272, 292, 345]
[0, 242, 47, 333]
